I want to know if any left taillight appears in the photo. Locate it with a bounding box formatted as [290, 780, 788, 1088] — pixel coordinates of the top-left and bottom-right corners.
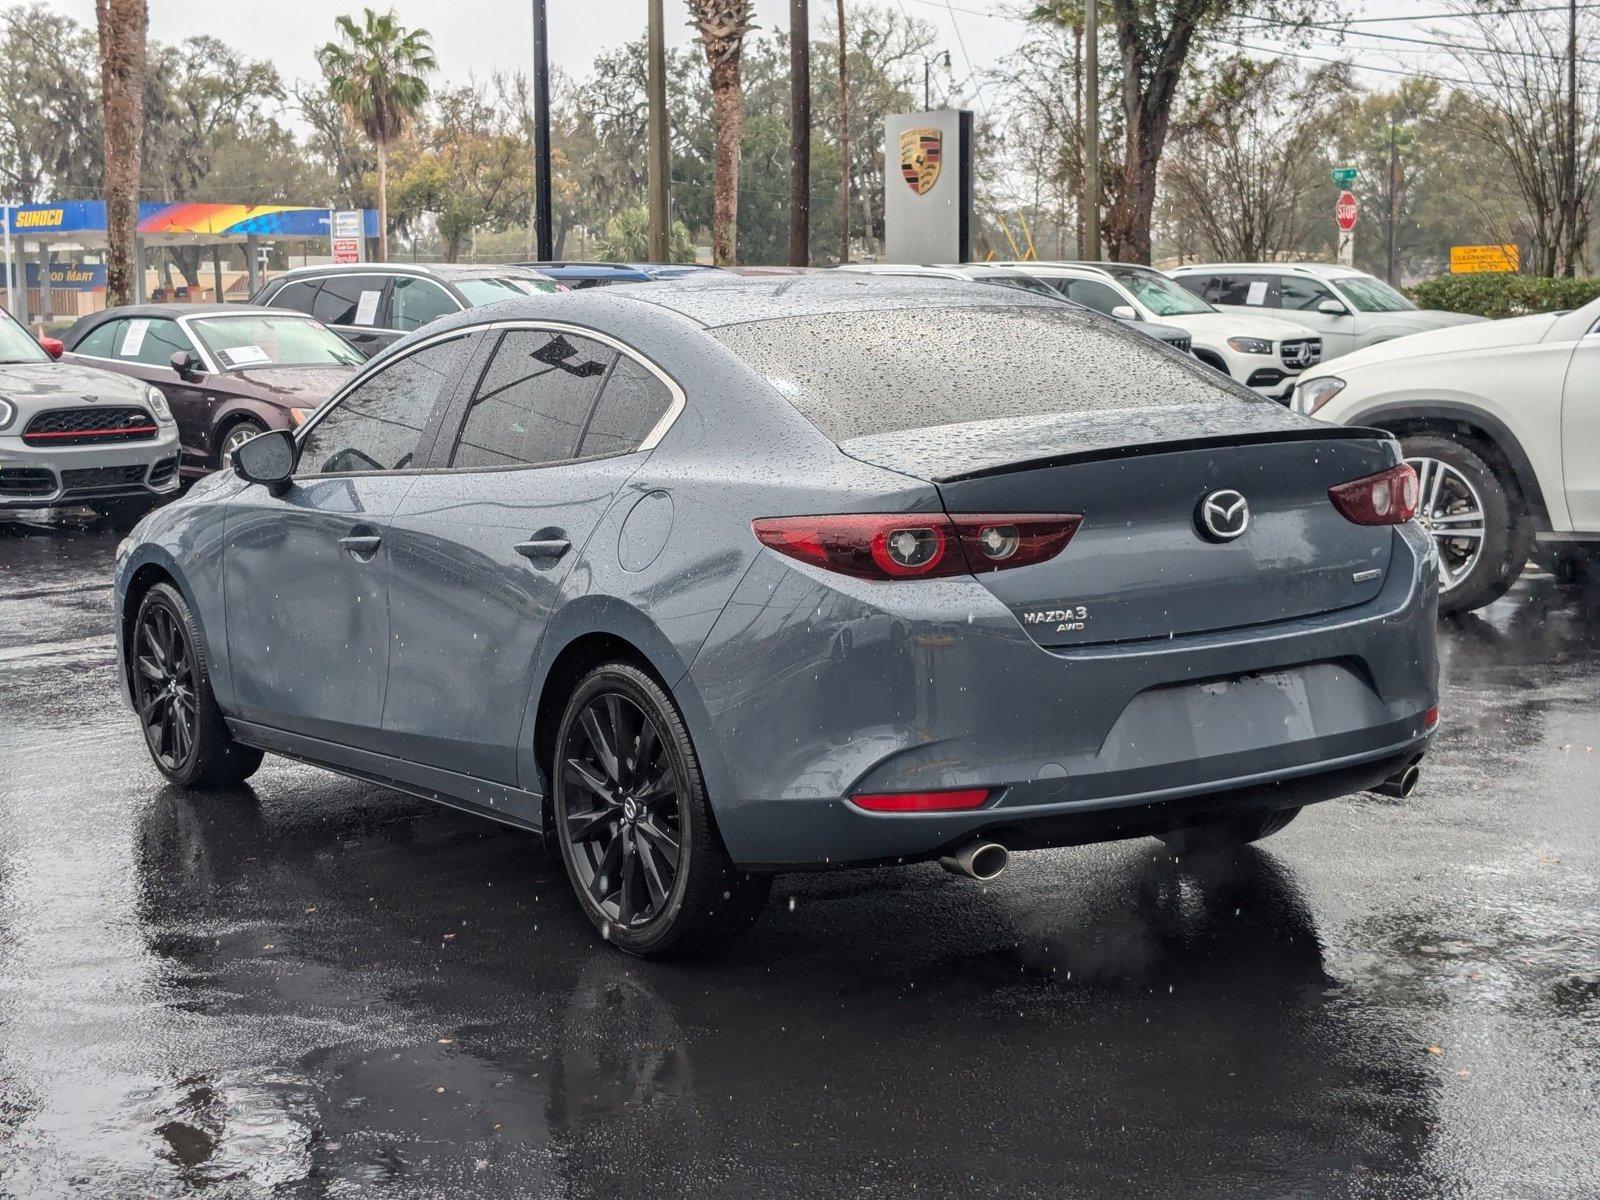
[1328, 463, 1419, 526]
[752, 513, 1082, 581]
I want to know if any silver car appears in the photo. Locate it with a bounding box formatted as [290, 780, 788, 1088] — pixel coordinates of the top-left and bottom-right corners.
[0, 306, 181, 519]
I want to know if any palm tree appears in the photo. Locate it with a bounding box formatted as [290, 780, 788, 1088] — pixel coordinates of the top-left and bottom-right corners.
[687, 0, 757, 265]
[95, 0, 147, 306]
[317, 8, 436, 262]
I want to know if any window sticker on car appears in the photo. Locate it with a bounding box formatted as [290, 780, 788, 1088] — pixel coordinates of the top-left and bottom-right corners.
[353, 290, 381, 326]
[218, 345, 271, 368]
[1245, 281, 1268, 306]
[120, 319, 150, 356]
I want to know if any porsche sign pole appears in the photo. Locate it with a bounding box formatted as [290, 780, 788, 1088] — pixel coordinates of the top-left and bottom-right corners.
[1335, 189, 1358, 268]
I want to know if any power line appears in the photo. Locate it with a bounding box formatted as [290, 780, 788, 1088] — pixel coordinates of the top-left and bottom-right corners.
[1231, 39, 1483, 90]
[1233, 14, 1600, 67]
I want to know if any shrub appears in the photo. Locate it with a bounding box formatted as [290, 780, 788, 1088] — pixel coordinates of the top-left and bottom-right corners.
[1406, 273, 1600, 319]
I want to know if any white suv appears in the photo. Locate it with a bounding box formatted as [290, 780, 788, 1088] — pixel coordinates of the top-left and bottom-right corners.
[1169, 262, 1484, 359]
[1293, 293, 1600, 613]
[995, 262, 1323, 402]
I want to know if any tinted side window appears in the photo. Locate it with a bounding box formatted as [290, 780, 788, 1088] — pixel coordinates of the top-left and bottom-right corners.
[451, 330, 615, 469]
[1195, 273, 1270, 307]
[312, 274, 387, 327]
[1277, 275, 1339, 311]
[114, 317, 194, 367]
[390, 276, 459, 331]
[1060, 279, 1126, 317]
[297, 336, 469, 474]
[579, 356, 674, 457]
[268, 279, 320, 314]
[72, 319, 123, 357]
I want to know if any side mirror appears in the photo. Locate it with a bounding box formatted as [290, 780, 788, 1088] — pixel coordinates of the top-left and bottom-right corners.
[170, 349, 205, 380]
[1110, 304, 1138, 321]
[232, 427, 295, 490]
[38, 335, 64, 360]
[1318, 298, 1349, 316]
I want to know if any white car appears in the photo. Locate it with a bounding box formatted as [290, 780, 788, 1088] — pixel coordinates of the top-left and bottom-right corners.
[1169, 262, 1485, 359]
[1292, 294, 1600, 612]
[993, 261, 1323, 402]
[0, 306, 180, 522]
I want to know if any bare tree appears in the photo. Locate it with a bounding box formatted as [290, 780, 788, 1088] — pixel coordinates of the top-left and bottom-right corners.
[1162, 56, 1349, 260]
[836, 0, 849, 262]
[1441, 3, 1600, 276]
[687, 0, 757, 264]
[95, 0, 146, 307]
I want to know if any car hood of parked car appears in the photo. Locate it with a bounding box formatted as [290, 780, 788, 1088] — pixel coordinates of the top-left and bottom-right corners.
[0, 359, 153, 407]
[1161, 311, 1321, 343]
[223, 364, 358, 407]
[1301, 310, 1558, 380]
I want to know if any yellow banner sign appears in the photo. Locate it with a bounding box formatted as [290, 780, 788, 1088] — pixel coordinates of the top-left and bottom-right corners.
[1450, 244, 1519, 273]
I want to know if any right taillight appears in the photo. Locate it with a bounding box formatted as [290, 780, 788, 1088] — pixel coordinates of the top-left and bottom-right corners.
[752, 513, 1083, 581]
[1328, 463, 1419, 525]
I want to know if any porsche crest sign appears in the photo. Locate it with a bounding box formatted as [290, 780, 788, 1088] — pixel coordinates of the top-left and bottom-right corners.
[884, 110, 973, 263]
[899, 128, 943, 195]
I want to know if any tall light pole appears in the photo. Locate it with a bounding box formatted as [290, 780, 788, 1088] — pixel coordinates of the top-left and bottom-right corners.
[788, 0, 810, 266]
[1084, 0, 1101, 260]
[921, 50, 948, 111]
[531, 0, 554, 261]
[647, 0, 670, 262]
[837, 0, 849, 264]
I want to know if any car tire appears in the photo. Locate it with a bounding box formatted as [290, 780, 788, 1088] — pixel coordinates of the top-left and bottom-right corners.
[131, 582, 263, 789]
[1400, 433, 1531, 616]
[551, 662, 770, 957]
[216, 418, 269, 470]
[1158, 806, 1301, 856]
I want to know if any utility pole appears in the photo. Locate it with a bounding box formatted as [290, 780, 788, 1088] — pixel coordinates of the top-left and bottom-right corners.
[836, 0, 849, 264]
[647, 0, 669, 262]
[788, 0, 810, 266]
[1386, 113, 1398, 286]
[530, 0, 554, 262]
[1565, 0, 1578, 276]
[1084, 0, 1101, 260]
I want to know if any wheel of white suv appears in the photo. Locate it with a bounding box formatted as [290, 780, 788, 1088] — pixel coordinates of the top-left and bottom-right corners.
[1401, 434, 1531, 615]
[551, 663, 770, 957]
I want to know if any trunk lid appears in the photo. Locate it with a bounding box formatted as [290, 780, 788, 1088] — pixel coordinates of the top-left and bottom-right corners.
[841, 406, 1398, 647]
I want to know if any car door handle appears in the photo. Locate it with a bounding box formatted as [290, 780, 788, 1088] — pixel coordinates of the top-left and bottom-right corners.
[514, 538, 570, 561]
[339, 534, 382, 556]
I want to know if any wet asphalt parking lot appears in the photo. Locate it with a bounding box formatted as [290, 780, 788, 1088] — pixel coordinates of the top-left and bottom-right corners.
[0, 513, 1597, 1199]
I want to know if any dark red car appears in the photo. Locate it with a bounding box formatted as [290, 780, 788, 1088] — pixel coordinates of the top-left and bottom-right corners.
[62, 304, 362, 475]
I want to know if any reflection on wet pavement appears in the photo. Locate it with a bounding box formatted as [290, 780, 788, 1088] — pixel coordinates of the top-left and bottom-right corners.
[1, 518, 1597, 1197]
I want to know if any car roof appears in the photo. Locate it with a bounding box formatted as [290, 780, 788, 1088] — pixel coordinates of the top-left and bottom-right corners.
[1171, 262, 1364, 279]
[76, 302, 291, 322]
[524, 262, 652, 280]
[986, 262, 1118, 280]
[269, 262, 553, 282]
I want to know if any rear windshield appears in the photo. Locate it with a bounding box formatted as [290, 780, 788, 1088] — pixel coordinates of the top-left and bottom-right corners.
[712, 305, 1233, 442]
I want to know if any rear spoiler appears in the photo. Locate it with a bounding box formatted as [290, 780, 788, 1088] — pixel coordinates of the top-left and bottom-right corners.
[938, 425, 1392, 483]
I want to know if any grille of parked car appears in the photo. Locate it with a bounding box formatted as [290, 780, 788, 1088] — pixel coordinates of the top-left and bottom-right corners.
[147, 456, 179, 488]
[22, 406, 159, 447]
[60, 464, 149, 496]
[0, 466, 56, 497]
[1279, 339, 1322, 369]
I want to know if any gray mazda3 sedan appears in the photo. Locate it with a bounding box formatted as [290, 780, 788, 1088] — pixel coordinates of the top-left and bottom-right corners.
[114, 275, 1439, 956]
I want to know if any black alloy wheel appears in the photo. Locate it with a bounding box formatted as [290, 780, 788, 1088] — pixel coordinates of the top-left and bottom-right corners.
[562, 690, 683, 928]
[552, 663, 770, 956]
[134, 598, 198, 774]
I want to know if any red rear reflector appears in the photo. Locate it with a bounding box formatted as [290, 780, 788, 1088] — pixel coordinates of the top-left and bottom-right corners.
[1329, 463, 1419, 525]
[753, 514, 1082, 581]
[849, 787, 992, 813]
[1423, 704, 1439, 730]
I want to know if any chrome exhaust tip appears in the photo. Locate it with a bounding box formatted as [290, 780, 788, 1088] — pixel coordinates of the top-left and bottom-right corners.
[940, 840, 1009, 882]
[1371, 763, 1420, 799]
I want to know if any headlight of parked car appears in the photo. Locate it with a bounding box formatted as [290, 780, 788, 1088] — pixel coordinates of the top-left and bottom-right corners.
[144, 384, 174, 423]
[1293, 375, 1346, 417]
[0, 396, 14, 430]
[1226, 336, 1273, 355]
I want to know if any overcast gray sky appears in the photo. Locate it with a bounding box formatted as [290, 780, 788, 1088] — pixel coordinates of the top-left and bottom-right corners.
[54, 0, 1448, 103]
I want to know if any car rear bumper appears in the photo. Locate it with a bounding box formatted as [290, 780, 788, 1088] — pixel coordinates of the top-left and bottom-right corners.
[0, 430, 181, 509]
[685, 522, 1439, 870]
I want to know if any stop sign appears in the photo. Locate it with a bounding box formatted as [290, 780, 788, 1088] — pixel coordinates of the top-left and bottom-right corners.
[1335, 190, 1358, 232]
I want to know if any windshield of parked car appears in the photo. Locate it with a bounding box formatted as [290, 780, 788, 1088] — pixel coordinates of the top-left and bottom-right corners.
[0, 309, 49, 364]
[455, 276, 561, 305]
[190, 314, 365, 369]
[1332, 274, 1417, 312]
[714, 305, 1229, 443]
[1102, 267, 1215, 316]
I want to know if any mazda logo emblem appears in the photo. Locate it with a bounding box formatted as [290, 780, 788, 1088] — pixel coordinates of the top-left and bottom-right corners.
[1197, 489, 1250, 541]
